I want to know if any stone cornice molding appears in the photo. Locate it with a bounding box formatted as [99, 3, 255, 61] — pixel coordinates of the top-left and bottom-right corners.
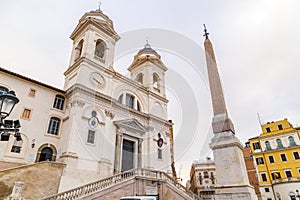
[65, 84, 170, 125]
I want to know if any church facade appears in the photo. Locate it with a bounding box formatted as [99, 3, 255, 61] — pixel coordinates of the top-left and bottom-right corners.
[0, 8, 173, 192]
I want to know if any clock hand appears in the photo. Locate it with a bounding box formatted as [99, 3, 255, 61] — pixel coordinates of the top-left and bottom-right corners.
[93, 77, 102, 84]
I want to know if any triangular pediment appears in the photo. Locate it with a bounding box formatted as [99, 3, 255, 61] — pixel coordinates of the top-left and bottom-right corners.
[114, 119, 147, 133]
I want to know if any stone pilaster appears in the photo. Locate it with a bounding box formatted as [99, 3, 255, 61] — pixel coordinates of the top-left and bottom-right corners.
[138, 139, 143, 168]
[114, 131, 122, 174]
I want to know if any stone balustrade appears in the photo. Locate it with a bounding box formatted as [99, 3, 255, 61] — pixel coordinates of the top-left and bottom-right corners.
[41, 168, 199, 200]
[272, 176, 300, 184]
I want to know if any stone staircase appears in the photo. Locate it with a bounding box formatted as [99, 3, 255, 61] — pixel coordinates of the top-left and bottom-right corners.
[41, 168, 200, 200]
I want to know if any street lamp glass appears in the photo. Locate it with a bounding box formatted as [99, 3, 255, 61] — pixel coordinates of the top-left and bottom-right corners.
[0, 91, 19, 118]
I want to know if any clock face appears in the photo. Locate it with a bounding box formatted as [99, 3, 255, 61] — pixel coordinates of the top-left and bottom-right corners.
[90, 72, 105, 88]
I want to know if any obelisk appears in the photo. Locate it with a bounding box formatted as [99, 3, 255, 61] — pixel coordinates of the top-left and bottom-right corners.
[204, 25, 257, 200]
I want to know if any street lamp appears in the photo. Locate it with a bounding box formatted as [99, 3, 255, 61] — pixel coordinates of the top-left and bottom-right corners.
[0, 90, 21, 141]
[296, 190, 300, 200]
[0, 91, 19, 118]
[290, 191, 296, 200]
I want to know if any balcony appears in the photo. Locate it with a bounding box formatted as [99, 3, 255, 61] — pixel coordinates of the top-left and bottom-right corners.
[272, 177, 300, 185]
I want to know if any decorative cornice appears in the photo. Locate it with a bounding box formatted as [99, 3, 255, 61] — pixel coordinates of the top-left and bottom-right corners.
[69, 100, 85, 108]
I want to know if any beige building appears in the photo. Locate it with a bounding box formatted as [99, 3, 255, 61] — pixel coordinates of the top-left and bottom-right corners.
[0, 7, 200, 200]
[189, 157, 216, 199]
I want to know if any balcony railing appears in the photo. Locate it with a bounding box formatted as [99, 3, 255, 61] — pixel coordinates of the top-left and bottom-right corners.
[272, 177, 300, 184]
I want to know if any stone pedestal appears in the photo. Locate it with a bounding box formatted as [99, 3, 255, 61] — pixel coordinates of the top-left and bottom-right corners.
[209, 131, 258, 200]
[9, 181, 24, 200]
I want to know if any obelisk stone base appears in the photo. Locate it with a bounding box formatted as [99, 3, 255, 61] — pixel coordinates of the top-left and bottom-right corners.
[210, 131, 258, 200]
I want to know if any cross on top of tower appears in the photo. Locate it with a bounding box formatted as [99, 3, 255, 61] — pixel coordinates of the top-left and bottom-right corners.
[203, 24, 209, 39]
[97, 1, 102, 11]
[145, 37, 151, 48]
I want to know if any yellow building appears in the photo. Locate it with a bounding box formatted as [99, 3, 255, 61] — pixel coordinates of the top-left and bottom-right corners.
[249, 119, 300, 200]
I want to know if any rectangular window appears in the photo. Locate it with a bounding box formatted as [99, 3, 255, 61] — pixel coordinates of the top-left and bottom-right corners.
[211, 172, 215, 184]
[285, 170, 292, 178]
[265, 188, 270, 192]
[47, 117, 61, 135]
[278, 124, 283, 130]
[261, 173, 267, 182]
[252, 142, 261, 150]
[266, 127, 271, 132]
[256, 157, 264, 165]
[21, 108, 31, 120]
[199, 175, 202, 185]
[293, 152, 300, 160]
[87, 130, 95, 144]
[280, 154, 287, 162]
[28, 89, 36, 97]
[268, 155, 275, 163]
[271, 172, 281, 180]
[158, 148, 162, 159]
[53, 95, 65, 110]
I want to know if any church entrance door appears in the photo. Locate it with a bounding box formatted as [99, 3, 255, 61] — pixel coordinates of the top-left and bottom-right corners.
[121, 139, 135, 172]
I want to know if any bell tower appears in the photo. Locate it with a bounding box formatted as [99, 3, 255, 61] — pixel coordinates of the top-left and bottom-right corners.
[127, 42, 167, 98]
[64, 7, 120, 91]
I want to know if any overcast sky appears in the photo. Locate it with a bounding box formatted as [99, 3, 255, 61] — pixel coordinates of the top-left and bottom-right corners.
[1, 0, 300, 183]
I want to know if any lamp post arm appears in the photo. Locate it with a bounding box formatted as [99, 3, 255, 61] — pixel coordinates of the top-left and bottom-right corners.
[0, 128, 19, 132]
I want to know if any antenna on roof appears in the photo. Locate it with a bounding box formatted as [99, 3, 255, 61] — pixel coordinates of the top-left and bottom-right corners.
[257, 113, 262, 126]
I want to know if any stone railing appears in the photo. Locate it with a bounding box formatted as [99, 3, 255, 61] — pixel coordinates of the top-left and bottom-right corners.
[41, 168, 199, 200]
[135, 169, 199, 199]
[272, 176, 300, 184]
[41, 169, 135, 200]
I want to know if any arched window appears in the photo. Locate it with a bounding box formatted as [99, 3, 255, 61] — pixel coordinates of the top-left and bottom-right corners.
[53, 94, 65, 110]
[118, 94, 123, 104]
[0, 86, 8, 95]
[276, 139, 283, 149]
[289, 136, 296, 146]
[137, 100, 141, 111]
[136, 73, 143, 84]
[35, 144, 57, 162]
[265, 141, 272, 150]
[125, 94, 134, 109]
[47, 117, 61, 135]
[74, 39, 84, 61]
[95, 39, 106, 59]
[118, 93, 142, 111]
[153, 73, 160, 91]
